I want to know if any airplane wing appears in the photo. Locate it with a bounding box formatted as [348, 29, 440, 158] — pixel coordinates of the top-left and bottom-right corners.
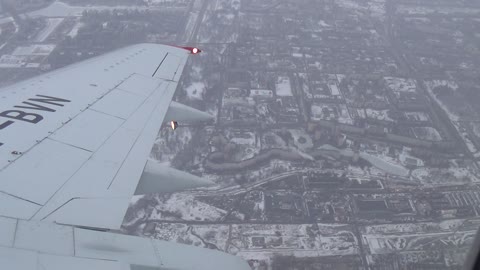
[0, 44, 250, 270]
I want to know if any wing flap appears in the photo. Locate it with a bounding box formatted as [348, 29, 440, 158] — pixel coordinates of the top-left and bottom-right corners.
[14, 220, 74, 256]
[0, 139, 91, 205]
[0, 193, 40, 220]
[90, 89, 147, 120]
[50, 109, 124, 152]
[116, 74, 163, 97]
[0, 246, 37, 270]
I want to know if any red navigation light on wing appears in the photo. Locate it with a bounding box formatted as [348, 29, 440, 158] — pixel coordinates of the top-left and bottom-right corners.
[180, 46, 202, 54]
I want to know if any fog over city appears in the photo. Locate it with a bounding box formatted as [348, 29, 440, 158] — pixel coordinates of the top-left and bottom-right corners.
[1, 0, 480, 269]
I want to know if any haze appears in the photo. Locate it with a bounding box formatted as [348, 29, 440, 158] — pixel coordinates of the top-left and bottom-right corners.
[1, 0, 479, 269]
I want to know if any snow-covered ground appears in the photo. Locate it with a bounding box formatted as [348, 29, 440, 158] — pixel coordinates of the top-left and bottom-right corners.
[28, 1, 155, 18]
[367, 0, 386, 20]
[398, 148, 424, 167]
[335, 0, 367, 12]
[151, 127, 192, 162]
[365, 230, 476, 254]
[397, 5, 480, 15]
[152, 223, 231, 252]
[318, 144, 409, 176]
[152, 193, 227, 221]
[311, 103, 352, 124]
[12, 44, 56, 56]
[337, 104, 353, 124]
[384, 77, 417, 97]
[425, 80, 459, 121]
[363, 219, 478, 254]
[411, 166, 479, 185]
[228, 131, 256, 147]
[360, 152, 409, 177]
[275, 76, 293, 96]
[35, 18, 64, 42]
[185, 82, 205, 100]
[289, 129, 314, 151]
[405, 111, 430, 122]
[412, 127, 442, 141]
[364, 219, 469, 235]
[67, 21, 84, 38]
[262, 132, 287, 149]
[454, 122, 479, 155]
[311, 104, 334, 121]
[231, 223, 358, 256]
[366, 109, 394, 122]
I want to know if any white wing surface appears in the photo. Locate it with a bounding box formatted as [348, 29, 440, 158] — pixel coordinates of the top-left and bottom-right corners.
[0, 44, 190, 229]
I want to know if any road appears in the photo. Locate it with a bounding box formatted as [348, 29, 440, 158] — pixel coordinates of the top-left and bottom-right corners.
[188, 0, 210, 43]
[193, 170, 306, 196]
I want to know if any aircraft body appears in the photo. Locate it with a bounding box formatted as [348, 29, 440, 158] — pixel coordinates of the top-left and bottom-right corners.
[0, 44, 250, 270]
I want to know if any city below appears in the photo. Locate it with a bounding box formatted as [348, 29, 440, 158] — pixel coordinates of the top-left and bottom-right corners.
[1, 0, 480, 269]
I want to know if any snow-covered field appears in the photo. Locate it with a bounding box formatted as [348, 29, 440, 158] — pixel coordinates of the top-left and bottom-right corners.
[151, 193, 227, 221]
[152, 223, 231, 252]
